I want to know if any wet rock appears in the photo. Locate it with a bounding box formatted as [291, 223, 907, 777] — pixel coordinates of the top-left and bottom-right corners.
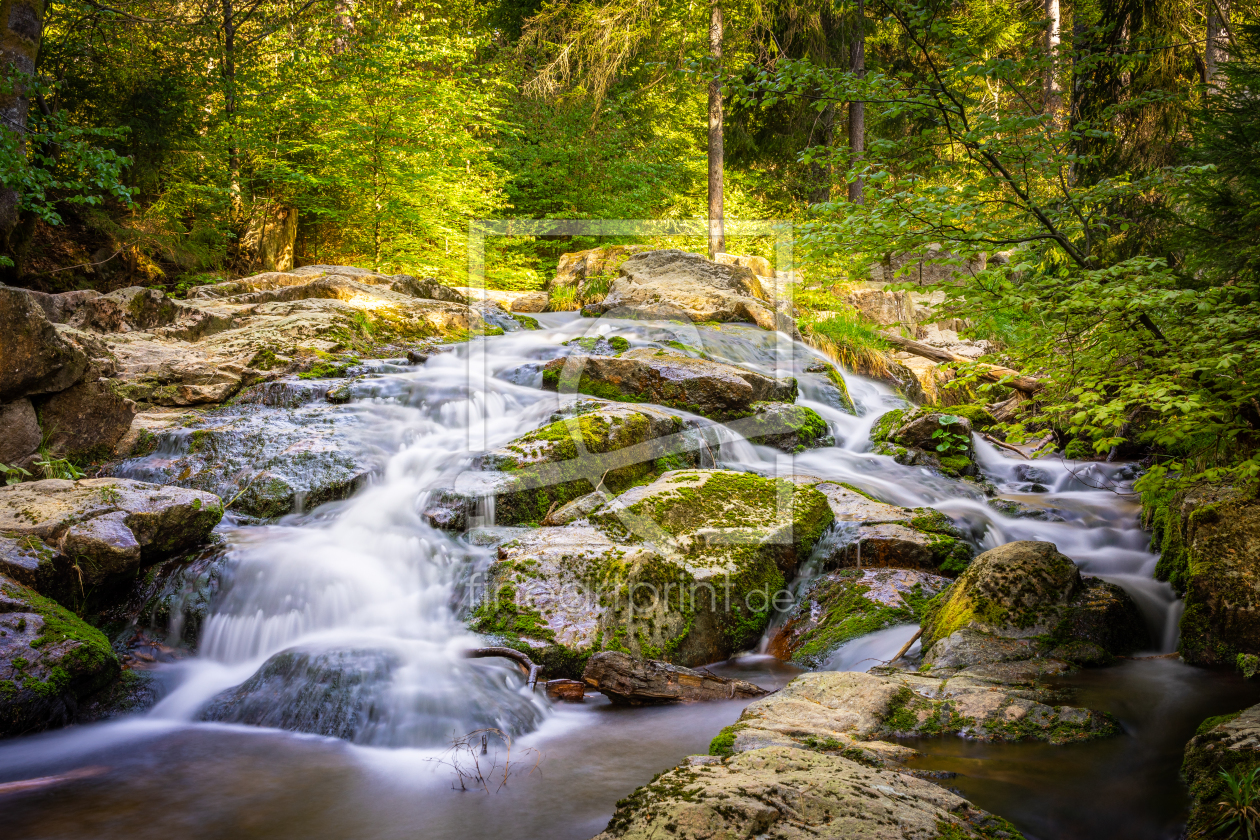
[561, 335, 631, 355]
[200, 647, 400, 741]
[1146, 481, 1260, 665]
[733, 402, 833, 452]
[870, 407, 977, 478]
[919, 541, 1148, 672]
[768, 568, 951, 666]
[541, 347, 797, 422]
[74, 668, 162, 723]
[582, 650, 768, 704]
[1182, 703, 1260, 837]
[716, 666, 1116, 759]
[791, 485, 974, 576]
[436, 400, 711, 528]
[200, 645, 545, 744]
[987, 497, 1064, 521]
[474, 470, 834, 670]
[0, 574, 120, 737]
[582, 249, 798, 336]
[109, 401, 370, 520]
[0, 286, 88, 401]
[541, 490, 609, 526]
[0, 478, 223, 593]
[593, 744, 1025, 840]
[0, 398, 40, 469]
[800, 359, 856, 414]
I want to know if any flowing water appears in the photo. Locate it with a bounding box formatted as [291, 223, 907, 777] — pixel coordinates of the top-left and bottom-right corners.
[1, 313, 1254, 839]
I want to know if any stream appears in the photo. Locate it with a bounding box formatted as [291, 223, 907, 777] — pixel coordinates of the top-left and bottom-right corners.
[2, 313, 1256, 839]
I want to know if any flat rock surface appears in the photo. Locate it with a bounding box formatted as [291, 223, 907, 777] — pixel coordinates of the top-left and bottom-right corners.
[591, 745, 1019, 840]
[582, 249, 798, 335]
[542, 346, 796, 422]
[0, 478, 222, 589]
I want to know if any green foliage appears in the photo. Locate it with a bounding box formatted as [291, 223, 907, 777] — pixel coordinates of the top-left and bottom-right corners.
[1210, 767, 1260, 840]
[34, 454, 85, 481]
[1, 463, 31, 486]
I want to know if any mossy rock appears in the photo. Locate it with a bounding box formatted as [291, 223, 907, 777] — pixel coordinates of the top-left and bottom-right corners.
[769, 568, 951, 667]
[0, 574, 120, 736]
[920, 541, 1147, 671]
[1182, 704, 1260, 837]
[1144, 481, 1260, 664]
[475, 470, 835, 669]
[738, 402, 834, 452]
[474, 403, 707, 527]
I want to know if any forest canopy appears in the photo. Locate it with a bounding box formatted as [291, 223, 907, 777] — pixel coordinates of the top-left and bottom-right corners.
[1, 0, 1258, 478]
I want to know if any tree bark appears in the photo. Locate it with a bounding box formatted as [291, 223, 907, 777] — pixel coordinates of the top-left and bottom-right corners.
[1044, 0, 1062, 116]
[222, 0, 242, 221]
[0, 0, 45, 265]
[879, 331, 1044, 394]
[1206, 0, 1231, 88]
[707, 0, 724, 259]
[847, 0, 865, 205]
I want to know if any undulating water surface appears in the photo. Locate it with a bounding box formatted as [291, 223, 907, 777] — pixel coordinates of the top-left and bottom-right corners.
[0, 313, 1247, 839]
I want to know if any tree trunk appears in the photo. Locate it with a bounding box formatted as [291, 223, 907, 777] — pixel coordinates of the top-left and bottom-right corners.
[707, 0, 724, 259]
[847, 0, 865, 205]
[1044, 0, 1062, 116]
[878, 331, 1044, 394]
[222, 0, 242, 221]
[0, 0, 44, 269]
[1206, 0, 1231, 88]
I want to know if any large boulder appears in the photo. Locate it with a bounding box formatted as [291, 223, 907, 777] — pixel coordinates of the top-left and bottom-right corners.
[581, 650, 767, 704]
[110, 390, 370, 521]
[1147, 481, 1260, 665]
[592, 745, 1022, 840]
[1182, 703, 1260, 838]
[715, 667, 1117, 758]
[34, 376, 136, 461]
[542, 347, 797, 422]
[768, 568, 952, 666]
[0, 286, 88, 402]
[0, 573, 120, 736]
[199, 645, 546, 744]
[549, 245, 647, 305]
[920, 541, 1148, 671]
[473, 469, 834, 671]
[792, 480, 975, 575]
[582, 249, 798, 335]
[0, 478, 223, 596]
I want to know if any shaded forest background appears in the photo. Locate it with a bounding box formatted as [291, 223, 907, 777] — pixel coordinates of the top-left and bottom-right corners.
[1, 0, 1258, 479]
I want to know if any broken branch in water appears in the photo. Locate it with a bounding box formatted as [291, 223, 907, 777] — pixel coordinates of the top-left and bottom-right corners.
[464, 647, 541, 691]
[879, 331, 1044, 394]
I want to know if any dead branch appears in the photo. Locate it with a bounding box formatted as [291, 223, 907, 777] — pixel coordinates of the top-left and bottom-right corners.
[879, 331, 1044, 394]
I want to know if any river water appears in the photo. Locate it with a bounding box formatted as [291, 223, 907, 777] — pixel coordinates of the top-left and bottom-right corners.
[1, 313, 1255, 839]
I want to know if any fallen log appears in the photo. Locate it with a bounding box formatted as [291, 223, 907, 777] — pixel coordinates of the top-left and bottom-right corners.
[464, 646, 540, 691]
[583, 651, 768, 705]
[879, 331, 1044, 394]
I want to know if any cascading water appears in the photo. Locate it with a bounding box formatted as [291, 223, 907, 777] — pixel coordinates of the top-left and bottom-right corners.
[0, 312, 1227, 840]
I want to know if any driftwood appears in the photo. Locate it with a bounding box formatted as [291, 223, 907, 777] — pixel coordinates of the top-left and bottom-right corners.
[879, 331, 1044, 394]
[582, 650, 768, 705]
[889, 628, 924, 664]
[465, 646, 540, 691]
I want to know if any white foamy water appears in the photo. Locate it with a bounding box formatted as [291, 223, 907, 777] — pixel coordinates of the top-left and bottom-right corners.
[91, 312, 1174, 747]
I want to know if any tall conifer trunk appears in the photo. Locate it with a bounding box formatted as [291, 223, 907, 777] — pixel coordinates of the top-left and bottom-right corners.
[707, 0, 724, 258]
[0, 0, 44, 271]
[847, 0, 864, 204]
